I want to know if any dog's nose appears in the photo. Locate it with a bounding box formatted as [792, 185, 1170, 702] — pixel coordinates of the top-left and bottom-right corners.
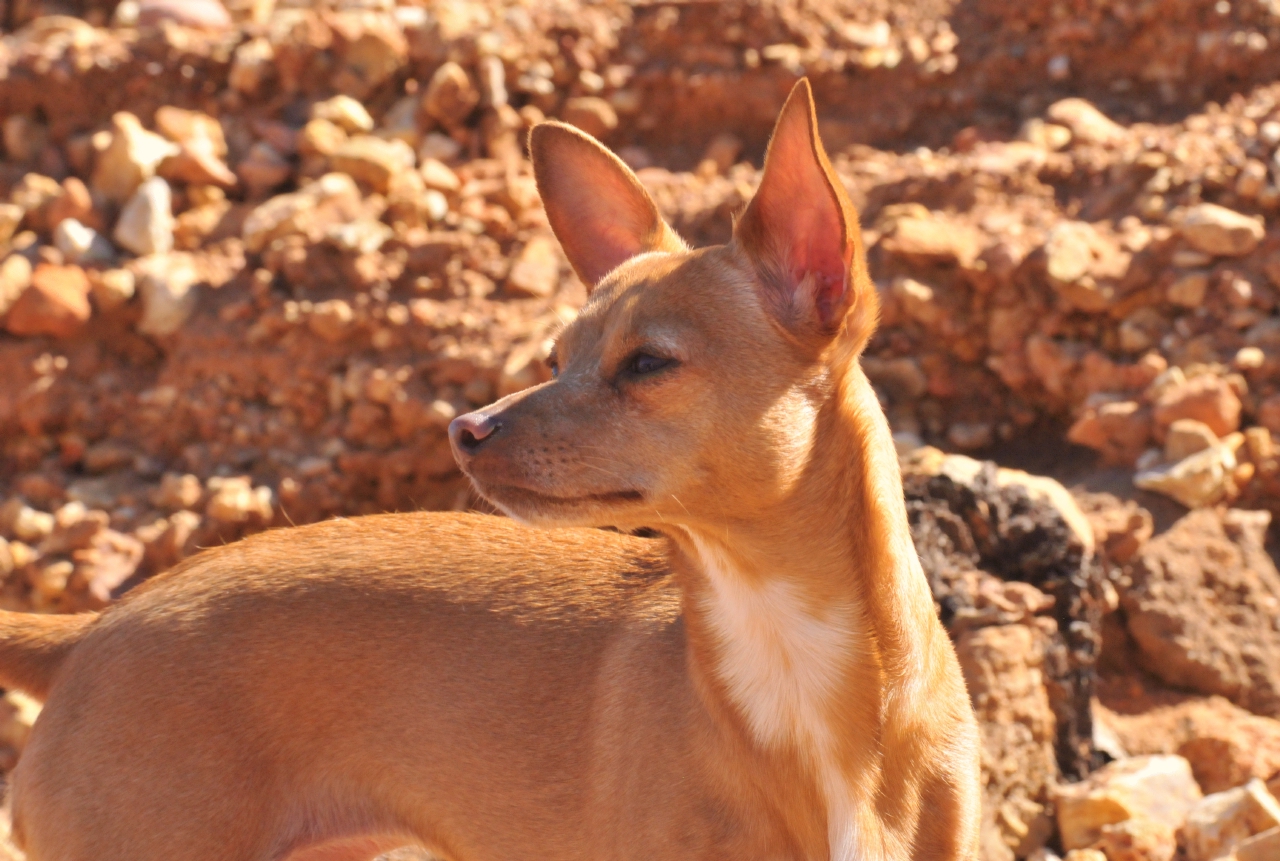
[449, 412, 501, 458]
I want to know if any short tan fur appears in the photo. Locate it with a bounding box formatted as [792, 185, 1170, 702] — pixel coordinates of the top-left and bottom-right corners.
[0, 79, 979, 861]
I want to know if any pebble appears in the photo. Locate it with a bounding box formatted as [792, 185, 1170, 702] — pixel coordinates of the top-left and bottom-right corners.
[241, 173, 363, 253]
[329, 136, 416, 194]
[237, 142, 292, 198]
[422, 61, 480, 129]
[113, 177, 174, 256]
[1182, 779, 1280, 861]
[561, 96, 619, 140]
[205, 476, 272, 523]
[1054, 755, 1201, 851]
[1164, 418, 1218, 462]
[91, 112, 180, 205]
[4, 263, 93, 338]
[54, 219, 115, 264]
[0, 203, 23, 245]
[1134, 443, 1237, 508]
[0, 254, 33, 316]
[137, 0, 232, 30]
[311, 95, 374, 133]
[1046, 98, 1126, 146]
[1153, 375, 1241, 438]
[229, 38, 274, 95]
[90, 268, 136, 311]
[506, 235, 560, 298]
[1180, 204, 1265, 257]
[1167, 271, 1209, 308]
[133, 252, 200, 337]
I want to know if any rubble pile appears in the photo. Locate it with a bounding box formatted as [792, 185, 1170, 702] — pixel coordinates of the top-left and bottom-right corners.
[1, 2, 1280, 860]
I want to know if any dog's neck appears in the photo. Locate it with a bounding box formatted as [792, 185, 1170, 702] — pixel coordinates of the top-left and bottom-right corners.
[668, 360, 937, 861]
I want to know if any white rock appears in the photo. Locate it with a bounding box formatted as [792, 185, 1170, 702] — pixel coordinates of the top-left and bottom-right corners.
[1134, 443, 1236, 508]
[1183, 779, 1280, 861]
[1180, 203, 1265, 257]
[1046, 98, 1126, 146]
[113, 177, 174, 256]
[91, 112, 180, 204]
[311, 95, 374, 133]
[54, 218, 115, 264]
[133, 252, 200, 337]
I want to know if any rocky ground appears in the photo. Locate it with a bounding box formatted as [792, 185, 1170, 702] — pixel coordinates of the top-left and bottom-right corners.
[2, 0, 1280, 859]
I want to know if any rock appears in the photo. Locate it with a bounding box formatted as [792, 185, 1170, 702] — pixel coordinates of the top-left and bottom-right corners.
[1054, 755, 1201, 851]
[329, 136, 415, 194]
[956, 623, 1059, 861]
[1120, 508, 1280, 717]
[1153, 375, 1241, 439]
[9, 173, 62, 229]
[1042, 221, 1126, 312]
[506, 236, 560, 298]
[699, 132, 745, 174]
[1046, 99, 1126, 145]
[2, 115, 46, 163]
[242, 173, 363, 253]
[881, 214, 984, 268]
[1164, 419, 1218, 462]
[561, 97, 619, 140]
[0, 690, 41, 756]
[422, 61, 480, 129]
[891, 276, 943, 327]
[0, 254, 34, 316]
[154, 107, 227, 157]
[158, 145, 237, 189]
[44, 177, 98, 232]
[236, 142, 292, 198]
[91, 112, 180, 205]
[137, 0, 232, 29]
[1068, 400, 1151, 465]
[419, 158, 460, 193]
[205, 476, 272, 523]
[113, 177, 174, 256]
[1167, 271, 1209, 308]
[0, 203, 23, 245]
[309, 299, 355, 343]
[4, 263, 92, 338]
[1097, 696, 1280, 794]
[133, 252, 201, 337]
[1237, 826, 1280, 861]
[1180, 204, 1265, 257]
[90, 268, 136, 311]
[1134, 443, 1236, 508]
[229, 37, 274, 95]
[299, 119, 349, 158]
[1090, 818, 1175, 861]
[1182, 779, 1280, 861]
[330, 11, 407, 98]
[325, 220, 392, 255]
[1062, 851, 1106, 861]
[311, 95, 374, 133]
[54, 219, 114, 265]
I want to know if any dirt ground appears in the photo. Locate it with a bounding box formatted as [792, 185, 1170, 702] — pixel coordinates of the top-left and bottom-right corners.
[2, 1, 1280, 859]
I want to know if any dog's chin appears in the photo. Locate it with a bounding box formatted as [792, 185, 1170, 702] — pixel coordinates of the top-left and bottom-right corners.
[470, 480, 647, 529]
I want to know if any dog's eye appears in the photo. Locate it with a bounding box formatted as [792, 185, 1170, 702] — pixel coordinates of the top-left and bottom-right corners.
[546, 350, 559, 379]
[627, 352, 674, 376]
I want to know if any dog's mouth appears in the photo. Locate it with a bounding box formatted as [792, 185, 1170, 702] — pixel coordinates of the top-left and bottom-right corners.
[481, 483, 645, 507]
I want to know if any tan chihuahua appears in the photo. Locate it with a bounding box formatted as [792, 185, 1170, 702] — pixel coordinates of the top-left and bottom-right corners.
[0, 80, 979, 861]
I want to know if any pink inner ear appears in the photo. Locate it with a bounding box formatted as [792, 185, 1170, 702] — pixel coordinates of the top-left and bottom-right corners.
[747, 106, 850, 322]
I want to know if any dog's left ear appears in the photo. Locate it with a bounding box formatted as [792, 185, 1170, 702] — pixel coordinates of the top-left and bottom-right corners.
[734, 79, 876, 350]
[530, 122, 686, 290]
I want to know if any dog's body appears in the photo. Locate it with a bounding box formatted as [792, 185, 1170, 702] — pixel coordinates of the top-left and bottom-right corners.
[0, 81, 980, 860]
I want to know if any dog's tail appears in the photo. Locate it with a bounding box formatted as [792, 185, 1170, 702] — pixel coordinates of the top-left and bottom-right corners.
[0, 611, 97, 700]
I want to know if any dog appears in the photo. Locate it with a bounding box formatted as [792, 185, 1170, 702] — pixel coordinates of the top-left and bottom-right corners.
[0, 78, 980, 860]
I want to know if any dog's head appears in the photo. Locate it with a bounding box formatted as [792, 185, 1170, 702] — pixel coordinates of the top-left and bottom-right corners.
[450, 79, 878, 530]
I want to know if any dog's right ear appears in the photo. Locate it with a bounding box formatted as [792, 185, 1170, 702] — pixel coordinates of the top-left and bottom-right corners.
[530, 122, 686, 290]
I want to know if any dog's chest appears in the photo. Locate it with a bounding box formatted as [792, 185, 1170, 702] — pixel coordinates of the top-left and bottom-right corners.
[689, 537, 865, 861]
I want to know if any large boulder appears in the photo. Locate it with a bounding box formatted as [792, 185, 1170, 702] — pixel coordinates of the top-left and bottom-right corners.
[1118, 508, 1280, 718]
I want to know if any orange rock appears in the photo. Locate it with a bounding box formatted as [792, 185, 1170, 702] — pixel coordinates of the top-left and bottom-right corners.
[1154, 375, 1242, 439]
[4, 264, 92, 338]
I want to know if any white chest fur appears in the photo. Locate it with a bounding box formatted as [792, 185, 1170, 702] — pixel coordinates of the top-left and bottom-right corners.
[687, 535, 867, 861]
